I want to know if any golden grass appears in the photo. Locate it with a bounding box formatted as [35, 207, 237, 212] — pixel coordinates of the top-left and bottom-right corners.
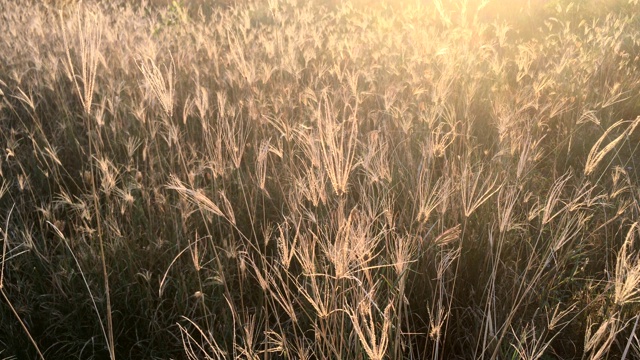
[1, 0, 640, 358]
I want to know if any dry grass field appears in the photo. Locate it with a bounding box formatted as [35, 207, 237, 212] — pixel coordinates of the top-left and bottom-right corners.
[1, 0, 640, 358]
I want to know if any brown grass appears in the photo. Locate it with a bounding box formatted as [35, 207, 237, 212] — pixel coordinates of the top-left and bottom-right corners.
[1, 0, 640, 358]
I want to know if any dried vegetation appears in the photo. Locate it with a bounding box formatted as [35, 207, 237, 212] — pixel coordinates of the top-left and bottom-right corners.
[1, 0, 640, 358]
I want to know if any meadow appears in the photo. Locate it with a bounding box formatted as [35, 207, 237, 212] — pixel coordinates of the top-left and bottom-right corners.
[1, 0, 640, 358]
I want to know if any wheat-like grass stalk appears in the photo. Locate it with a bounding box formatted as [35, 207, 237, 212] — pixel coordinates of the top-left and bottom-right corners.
[584, 119, 632, 176]
[137, 55, 175, 118]
[317, 95, 359, 196]
[460, 163, 501, 218]
[615, 222, 640, 305]
[347, 297, 392, 360]
[585, 317, 619, 360]
[542, 171, 572, 225]
[417, 173, 451, 224]
[166, 177, 209, 215]
[60, 8, 103, 115]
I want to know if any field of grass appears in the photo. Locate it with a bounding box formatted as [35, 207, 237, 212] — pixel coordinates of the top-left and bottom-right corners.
[1, 0, 640, 358]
